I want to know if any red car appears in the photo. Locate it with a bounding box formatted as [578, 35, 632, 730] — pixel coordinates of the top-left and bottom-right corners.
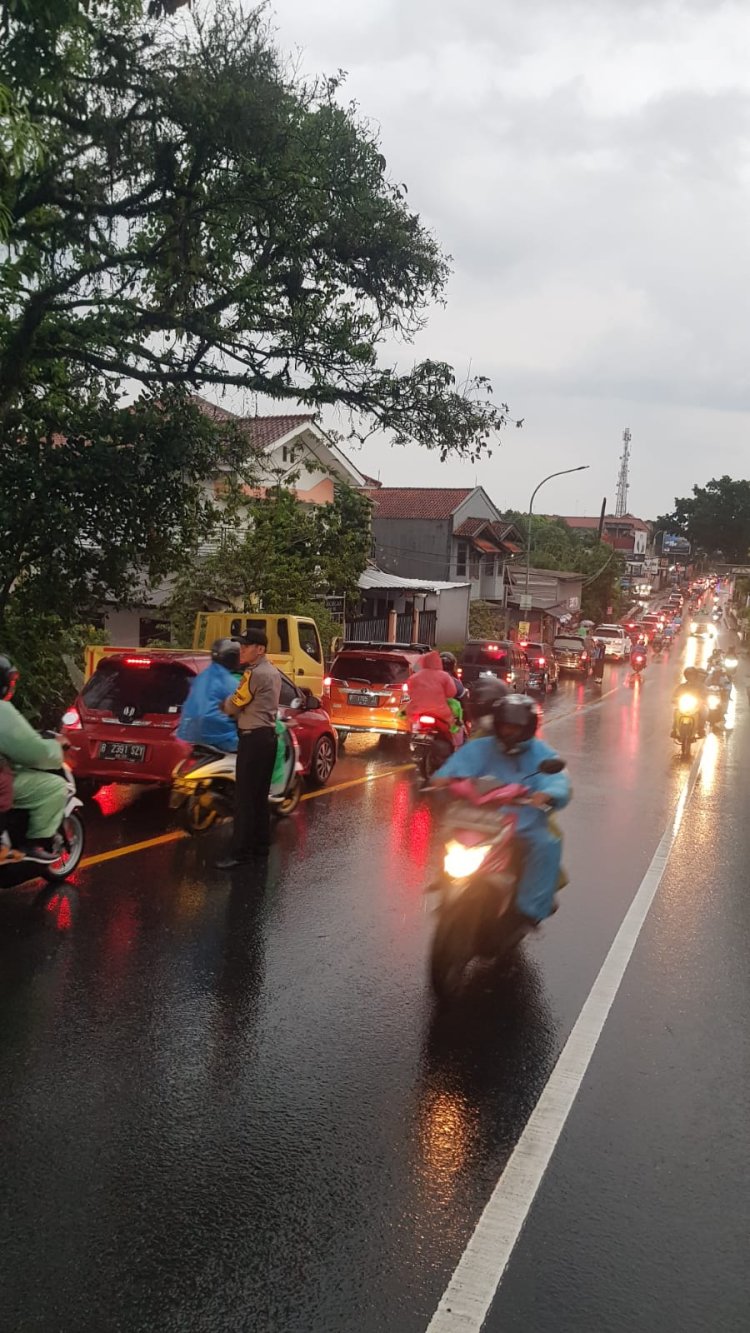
[62, 651, 337, 793]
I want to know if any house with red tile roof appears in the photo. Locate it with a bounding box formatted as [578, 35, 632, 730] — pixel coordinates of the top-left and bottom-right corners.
[364, 485, 523, 602]
[192, 395, 368, 506]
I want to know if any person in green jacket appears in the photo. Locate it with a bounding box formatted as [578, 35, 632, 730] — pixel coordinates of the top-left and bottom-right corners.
[0, 655, 67, 862]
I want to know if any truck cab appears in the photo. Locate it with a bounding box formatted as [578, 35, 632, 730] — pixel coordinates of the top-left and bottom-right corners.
[192, 613, 324, 694]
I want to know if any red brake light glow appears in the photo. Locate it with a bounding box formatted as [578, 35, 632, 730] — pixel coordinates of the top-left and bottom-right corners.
[581, 652, 588, 660]
[124, 656, 152, 667]
[62, 707, 82, 729]
[323, 676, 332, 693]
[538, 657, 546, 666]
[419, 715, 436, 725]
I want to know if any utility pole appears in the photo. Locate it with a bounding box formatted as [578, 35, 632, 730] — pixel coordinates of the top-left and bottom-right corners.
[615, 428, 631, 518]
[597, 496, 607, 543]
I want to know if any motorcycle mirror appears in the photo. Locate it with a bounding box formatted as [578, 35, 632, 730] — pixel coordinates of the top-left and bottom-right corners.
[538, 758, 566, 774]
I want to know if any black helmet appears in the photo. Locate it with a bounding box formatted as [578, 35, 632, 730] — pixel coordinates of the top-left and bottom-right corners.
[211, 638, 241, 671]
[466, 673, 509, 723]
[0, 653, 19, 701]
[439, 651, 458, 675]
[493, 693, 539, 751]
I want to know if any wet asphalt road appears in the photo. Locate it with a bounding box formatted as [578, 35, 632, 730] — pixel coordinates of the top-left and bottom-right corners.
[1, 613, 747, 1332]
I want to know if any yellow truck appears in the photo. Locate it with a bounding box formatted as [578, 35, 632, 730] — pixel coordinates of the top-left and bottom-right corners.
[84, 613, 325, 694]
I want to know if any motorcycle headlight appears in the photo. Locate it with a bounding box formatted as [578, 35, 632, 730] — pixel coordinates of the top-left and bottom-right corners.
[443, 840, 492, 880]
[725, 656, 738, 669]
[678, 693, 698, 712]
[708, 692, 720, 707]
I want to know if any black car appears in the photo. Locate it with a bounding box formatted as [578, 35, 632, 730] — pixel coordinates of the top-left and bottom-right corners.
[460, 640, 530, 693]
[523, 641, 560, 695]
[553, 634, 595, 678]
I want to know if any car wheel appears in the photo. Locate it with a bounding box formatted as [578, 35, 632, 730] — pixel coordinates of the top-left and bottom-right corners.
[309, 734, 336, 788]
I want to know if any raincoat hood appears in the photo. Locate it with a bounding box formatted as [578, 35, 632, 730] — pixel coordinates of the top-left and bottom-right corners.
[420, 651, 443, 670]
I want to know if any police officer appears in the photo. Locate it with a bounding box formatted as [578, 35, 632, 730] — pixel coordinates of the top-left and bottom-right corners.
[217, 628, 281, 868]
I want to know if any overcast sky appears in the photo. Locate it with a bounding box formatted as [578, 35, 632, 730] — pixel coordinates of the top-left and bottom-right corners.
[239, 0, 750, 517]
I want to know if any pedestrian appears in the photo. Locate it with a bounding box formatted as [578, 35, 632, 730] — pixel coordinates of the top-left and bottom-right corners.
[216, 628, 281, 870]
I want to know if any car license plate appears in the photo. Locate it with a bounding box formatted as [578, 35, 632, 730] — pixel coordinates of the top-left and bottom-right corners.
[348, 692, 379, 707]
[99, 741, 146, 763]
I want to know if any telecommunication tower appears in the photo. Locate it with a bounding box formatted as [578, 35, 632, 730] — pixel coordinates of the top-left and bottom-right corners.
[615, 427, 631, 517]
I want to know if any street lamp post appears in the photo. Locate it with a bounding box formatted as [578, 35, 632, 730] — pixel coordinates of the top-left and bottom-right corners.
[523, 465, 590, 619]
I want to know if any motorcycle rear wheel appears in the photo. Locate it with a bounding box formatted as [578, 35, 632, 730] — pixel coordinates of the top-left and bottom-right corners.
[275, 776, 303, 818]
[186, 790, 221, 833]
[680, 730, 693, 761]
[41, 813, 85, 882]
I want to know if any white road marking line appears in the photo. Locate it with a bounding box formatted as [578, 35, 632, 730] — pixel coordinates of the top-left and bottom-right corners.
[425, 742, 707, 1333]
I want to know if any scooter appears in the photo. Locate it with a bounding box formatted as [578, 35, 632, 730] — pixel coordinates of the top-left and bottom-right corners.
[409, 710, 467, 783]
[672, 690, 704, 760]
[170, 720, 303, 833]
[425, 758, 566, 1001]
[0, 762, 85, 887]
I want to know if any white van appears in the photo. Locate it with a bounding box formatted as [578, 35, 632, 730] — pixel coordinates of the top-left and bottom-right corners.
[593, 624, 632, 661]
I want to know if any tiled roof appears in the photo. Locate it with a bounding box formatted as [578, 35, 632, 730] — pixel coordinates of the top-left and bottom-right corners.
[558, 513, 650, 533]
[365, 487, 473, 520]
[191, 395, 315, 450]
[453, 517, 487, 537]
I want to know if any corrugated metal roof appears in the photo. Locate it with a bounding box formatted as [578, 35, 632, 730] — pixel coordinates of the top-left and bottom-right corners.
[358, 567, 470, 594]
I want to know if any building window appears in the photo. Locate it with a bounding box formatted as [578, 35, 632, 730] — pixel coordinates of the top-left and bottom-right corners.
[456, 542, 467, 577]
[282, 444, 296, 464]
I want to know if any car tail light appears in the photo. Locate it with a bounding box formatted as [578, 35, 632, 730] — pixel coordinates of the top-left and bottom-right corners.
[538, 656, 546, 666]
[322, 676, 332, 695]
[456, 666, 463, 678]
[124, 656, 152, 667]
[581, 652, 588, 660]
[62, 707, 82, 729]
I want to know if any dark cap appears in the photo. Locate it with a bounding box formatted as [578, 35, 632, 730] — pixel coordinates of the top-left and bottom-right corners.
[240, 627, 268, 648]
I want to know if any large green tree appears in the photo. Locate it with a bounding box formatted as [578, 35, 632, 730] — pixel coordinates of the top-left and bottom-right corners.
[504, 512, 626, 623]
[1, 0, 507, 453]
[657, 476, 750, 564]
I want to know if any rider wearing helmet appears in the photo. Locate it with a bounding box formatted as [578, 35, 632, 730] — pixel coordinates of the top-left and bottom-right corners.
[465, 674, 509, 735]
[177, 638, 242, 751]
[433, 693, 571, 923]
[0, 655, 68, 862]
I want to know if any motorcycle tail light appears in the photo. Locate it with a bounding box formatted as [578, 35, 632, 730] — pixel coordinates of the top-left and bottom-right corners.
[443, 840, 492, 880]
[419, 714, 436, 725]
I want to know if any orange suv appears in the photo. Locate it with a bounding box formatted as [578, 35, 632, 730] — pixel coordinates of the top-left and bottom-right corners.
[322, 642, 430, 744]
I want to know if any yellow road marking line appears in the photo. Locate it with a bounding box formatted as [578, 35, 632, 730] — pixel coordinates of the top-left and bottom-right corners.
[80, 830, 186, 870]
[301, 763, 412, 800]
[78, 763, 414, 872]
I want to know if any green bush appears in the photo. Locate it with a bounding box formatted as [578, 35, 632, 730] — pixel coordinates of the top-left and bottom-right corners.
[468, 601, 507, 641]
[0, 607, 108, 728]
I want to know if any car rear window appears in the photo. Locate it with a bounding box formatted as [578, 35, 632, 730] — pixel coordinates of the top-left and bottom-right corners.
[463, 645, 510, 668]
[524, 643, 545, 656]
[554, 637, 584, 651]
[82, 660, 194, 715]
[593, 628, 622, 639]
[330, 653, 411, 686]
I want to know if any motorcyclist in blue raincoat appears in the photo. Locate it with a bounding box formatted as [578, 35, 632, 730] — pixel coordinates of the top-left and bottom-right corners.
[434, 694, 571, 922]
[177, 639, 240, 751]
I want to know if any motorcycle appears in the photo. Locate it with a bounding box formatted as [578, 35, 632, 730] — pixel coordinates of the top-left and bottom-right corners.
[0, 762, 85, 888]
[673, 690, 704, 760]
[426, 758, 566, 1001]
[170, 720, 303, 833]
[724, 652, 739, 676]
[706, 687, 727, 731]
[409, 712, 463, 783]
[630, 649, 647, 679]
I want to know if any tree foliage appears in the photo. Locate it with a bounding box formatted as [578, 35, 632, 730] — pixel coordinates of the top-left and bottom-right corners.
[1, 0, 507, 456]
[168, 484, 372, 645]
[504, 513, 626, 623]
[657, 476, 750, 564]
